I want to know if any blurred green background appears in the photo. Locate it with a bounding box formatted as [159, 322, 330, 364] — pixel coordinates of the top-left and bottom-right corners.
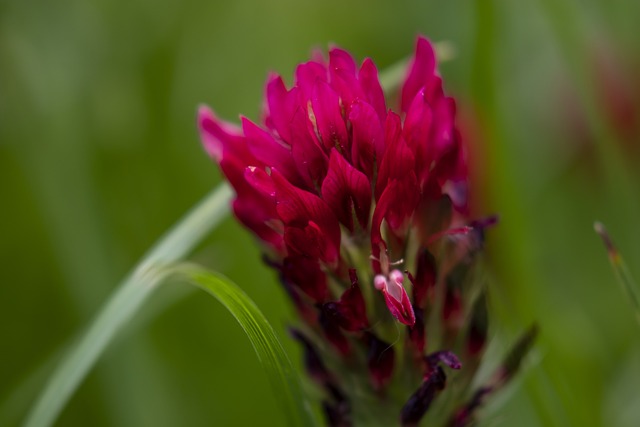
[2, 0, 640, 425]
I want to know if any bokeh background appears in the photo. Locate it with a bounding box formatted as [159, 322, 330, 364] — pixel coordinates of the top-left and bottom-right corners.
[2, 0, 640, 426]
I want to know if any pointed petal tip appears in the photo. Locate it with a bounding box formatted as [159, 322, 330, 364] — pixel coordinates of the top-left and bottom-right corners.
[415, 35, 435, 55]
[197, 104, 223, 159]
[374, 270, 416, 326]
[384, 291, 416, 326]
[197, 104, 213, 125]
[266, 73, 287, 93]
[266, 71, 281, 81]
[361, 56, 376, 68]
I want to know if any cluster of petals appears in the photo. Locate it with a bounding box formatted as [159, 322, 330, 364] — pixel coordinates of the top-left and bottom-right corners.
[196, 36, 541, 427]
[199, 36, 467, 332]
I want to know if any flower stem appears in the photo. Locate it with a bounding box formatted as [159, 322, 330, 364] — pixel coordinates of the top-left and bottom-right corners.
[23, 184, 233, 427]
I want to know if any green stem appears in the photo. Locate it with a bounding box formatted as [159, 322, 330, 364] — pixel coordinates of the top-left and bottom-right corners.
[23, 184, 233, 427]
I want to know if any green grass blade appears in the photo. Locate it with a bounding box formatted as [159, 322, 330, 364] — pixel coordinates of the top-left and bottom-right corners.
[594, 221, 640, 325]
[174, 265, 317, 427]
[23, 184, 233, 427]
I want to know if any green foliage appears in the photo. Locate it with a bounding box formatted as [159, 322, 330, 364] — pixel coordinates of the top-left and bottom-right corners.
[20, 185, 315, 427]
[177, 266, 317, 427]
[21, 186, 233, 427]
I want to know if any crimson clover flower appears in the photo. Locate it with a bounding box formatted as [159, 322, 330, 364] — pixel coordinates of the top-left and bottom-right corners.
[199, 37, 533, 427]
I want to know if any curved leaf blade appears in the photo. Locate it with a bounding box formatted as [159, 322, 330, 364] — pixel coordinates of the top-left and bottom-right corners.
[177, 265, 317, 427]
[23, 184, 233, 427]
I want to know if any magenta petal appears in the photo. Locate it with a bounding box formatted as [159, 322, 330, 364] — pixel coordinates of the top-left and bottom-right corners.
[265, 74, 297, 143]
[286, 103, 329, 190]
[198, 105, 242, 161]
[371, 112, 409, 238]
[232, 196, 285, 254]
[403, 88, 433, 182]
[433, 132, 468, 212]
[243, 166, 276, 197]
[322, 269, 369, 332]
[382, 285, 416, 326]
[401, 36, 437, 113]
[235, 167, 284, 252]
[311, 80, 349, 153]
[328, 47, 359, 108]
[430, 137, 462, 189]
[349, 100, 384, 178]
[198, 105, 245, 161]
[382, 111, 403, 151]
[372, 176, 419, 240]
[242, 117, 301, 184]
[284, 224, 327, 265]
[296, 60, 328, 100]
[430, 96, 457, 158]
[329, 47, 357, 78]
[373, 122, 420, 236]
[384, 110, 403, 143]
[375, 113, 415, 199]
[265, 79, 329, 190]
[375, 271, 416, 326]
[199, 107, 289, 253]
[282, 255, 329, 302]
[291, 131, 329, 190]
[424, 74, 445, 105]
[321, 149, 372, 232]
[358, 58, 387, 122]
[272, 170, 322, 226]
[272, 170, 341, 266]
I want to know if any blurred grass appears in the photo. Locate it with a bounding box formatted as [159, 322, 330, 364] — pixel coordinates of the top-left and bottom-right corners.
[1, 0, 640, 426]
[22, 184, 232, 427]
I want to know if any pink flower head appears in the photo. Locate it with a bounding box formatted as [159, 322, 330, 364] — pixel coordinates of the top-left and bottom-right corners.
[199, 36, 465, 324]
[197, 37, 529, 426]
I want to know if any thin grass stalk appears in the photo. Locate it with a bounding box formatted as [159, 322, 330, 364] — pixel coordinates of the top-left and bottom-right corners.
[23, 184, 232, 427]
[594, 222, 640, 326]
